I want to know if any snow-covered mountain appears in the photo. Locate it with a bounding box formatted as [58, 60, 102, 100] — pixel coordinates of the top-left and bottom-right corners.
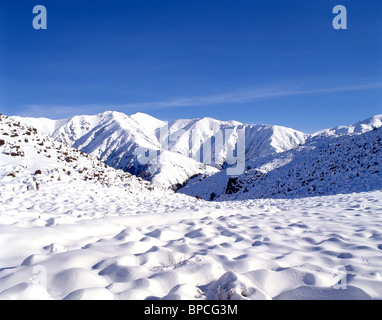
[0, 113, 153, 196]
[179, 115, 382, 200]
[13, 111, 307, 189]
[165, 117, 307, 166]
[11, 112, 213, 189]
[13, 111, 380, 196]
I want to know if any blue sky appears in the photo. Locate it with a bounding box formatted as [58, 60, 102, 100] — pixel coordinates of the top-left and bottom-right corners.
[0, 0, 381, 132]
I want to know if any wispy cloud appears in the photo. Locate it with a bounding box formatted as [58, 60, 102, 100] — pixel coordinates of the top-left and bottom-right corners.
[118, 86, 292, 110]
[294, 82, 382, 95]
[116, 82, 382, 110]
[17, 82, 382, 118]
[16, 104, 111, 119]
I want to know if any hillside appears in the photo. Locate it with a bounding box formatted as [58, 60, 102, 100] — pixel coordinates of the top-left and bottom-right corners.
[0, 113, 154, 200]
[179, 116, 382, 200]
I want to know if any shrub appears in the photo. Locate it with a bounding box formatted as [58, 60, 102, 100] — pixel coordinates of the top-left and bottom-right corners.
[225, 177, 242, 194]
[11, 151, 25, 157]
[65, 156, 77, 163]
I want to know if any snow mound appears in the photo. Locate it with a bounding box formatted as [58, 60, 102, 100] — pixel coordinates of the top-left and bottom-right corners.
[1, 188, 382, 300]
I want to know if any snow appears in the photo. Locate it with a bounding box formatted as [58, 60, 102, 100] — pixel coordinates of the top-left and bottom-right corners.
[1, 113, 382, 300]
[130, 112, 167, 135]
[145, 150, 219, 190]
[312, 114, 382, 138]
[1, 184, 382, 300]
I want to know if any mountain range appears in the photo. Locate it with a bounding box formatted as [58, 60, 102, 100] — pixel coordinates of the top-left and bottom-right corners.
[12, 111, 307, 189]
[11, 112, 382, 198]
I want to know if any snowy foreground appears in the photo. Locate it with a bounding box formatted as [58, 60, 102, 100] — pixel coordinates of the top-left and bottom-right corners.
[1, 113, 382, 300]
[1, 182, 382, 300]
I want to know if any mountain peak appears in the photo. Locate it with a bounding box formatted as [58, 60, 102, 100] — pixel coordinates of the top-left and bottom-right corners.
[99, 110, 129, 121]
[129, 112, 167, 132]
[353, 114, 382, 129]
[313, 114, 382, 138]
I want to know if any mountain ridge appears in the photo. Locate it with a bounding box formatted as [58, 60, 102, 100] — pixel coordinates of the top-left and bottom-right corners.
[12, 111, 308, 189]
[11, 112, 382, 192]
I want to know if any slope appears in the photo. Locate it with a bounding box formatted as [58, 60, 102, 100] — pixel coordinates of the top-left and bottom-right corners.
[0, 113, 154, 205]
[179, 116, 382, 200]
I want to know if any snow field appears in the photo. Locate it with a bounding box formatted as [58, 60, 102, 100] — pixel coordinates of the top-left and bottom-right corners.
[1, 184, 382, 300]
